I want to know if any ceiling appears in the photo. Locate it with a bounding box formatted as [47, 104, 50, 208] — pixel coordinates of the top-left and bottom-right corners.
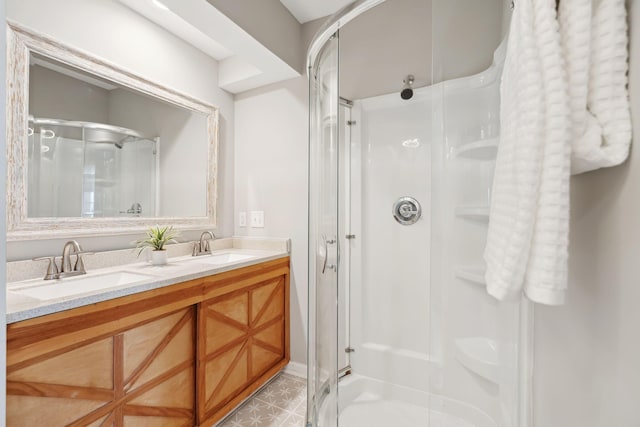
[279, 0, 353, 23]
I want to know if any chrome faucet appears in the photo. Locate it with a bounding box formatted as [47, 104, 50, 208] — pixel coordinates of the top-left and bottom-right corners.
[192, 231, 216, 256]
[33, 240, 92, 280]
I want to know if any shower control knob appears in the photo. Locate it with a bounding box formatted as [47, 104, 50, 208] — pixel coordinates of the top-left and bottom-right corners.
[399, 204, 417, 218]
[392, 197, 422, 225]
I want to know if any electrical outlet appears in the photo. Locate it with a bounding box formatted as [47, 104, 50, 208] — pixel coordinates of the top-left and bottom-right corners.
[238, 211, 247, 227]
[250, 211, 264, 228]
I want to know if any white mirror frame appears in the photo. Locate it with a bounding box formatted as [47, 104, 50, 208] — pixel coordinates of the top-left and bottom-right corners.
[6, 21, 219, 241]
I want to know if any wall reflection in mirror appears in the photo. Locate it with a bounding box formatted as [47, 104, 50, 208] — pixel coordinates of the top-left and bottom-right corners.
[27, 53, 209, 219]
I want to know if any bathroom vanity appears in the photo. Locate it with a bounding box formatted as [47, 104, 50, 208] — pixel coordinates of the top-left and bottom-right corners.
[6, 254, 290, 427]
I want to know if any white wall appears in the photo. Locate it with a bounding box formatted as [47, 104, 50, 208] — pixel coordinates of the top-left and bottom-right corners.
[234, 77, 309, 365]
[533, 2, 640, 426]
[6, 0, 234, 260]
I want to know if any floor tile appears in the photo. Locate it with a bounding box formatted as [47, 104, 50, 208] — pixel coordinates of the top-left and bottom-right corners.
[216, 372, 307, 427]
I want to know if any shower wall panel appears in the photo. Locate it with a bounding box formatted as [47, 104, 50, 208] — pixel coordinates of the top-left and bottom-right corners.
[428, 39, 530, 426]
[349, 90, 435, 392]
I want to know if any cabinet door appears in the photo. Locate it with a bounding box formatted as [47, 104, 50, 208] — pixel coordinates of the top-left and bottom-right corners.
[7, 307, 196, 427]
[121, 307, 196, 427]
[198, 275, 287, 423]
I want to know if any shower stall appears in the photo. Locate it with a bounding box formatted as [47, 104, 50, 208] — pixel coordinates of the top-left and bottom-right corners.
[307, 1, 532, 426]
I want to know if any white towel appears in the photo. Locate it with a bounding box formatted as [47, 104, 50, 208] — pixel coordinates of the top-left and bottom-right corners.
[484, 0, 570, 304]
[560, 0, 631, 175]
[485, 0, 631, 305]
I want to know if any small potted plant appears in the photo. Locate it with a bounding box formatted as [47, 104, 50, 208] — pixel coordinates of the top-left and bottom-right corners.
[135, 225, 179, 266]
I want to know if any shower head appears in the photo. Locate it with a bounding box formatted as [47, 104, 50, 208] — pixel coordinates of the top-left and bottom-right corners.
[401, 75, 414, 100]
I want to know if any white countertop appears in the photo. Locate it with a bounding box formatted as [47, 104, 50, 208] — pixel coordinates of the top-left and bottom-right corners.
[6, 248, 289, 324]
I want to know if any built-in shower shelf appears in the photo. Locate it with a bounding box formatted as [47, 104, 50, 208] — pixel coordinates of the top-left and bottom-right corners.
[455, 206, 490, 222]
[455, 337, 499, 384]
[453, 138, 499, 160]
[455, 266, 486, 286]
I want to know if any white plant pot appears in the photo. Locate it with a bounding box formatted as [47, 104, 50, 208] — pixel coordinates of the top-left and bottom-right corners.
[151, 249, 168, 266]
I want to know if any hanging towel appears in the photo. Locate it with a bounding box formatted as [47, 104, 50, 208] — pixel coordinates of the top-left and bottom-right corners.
[485, 0, 631, 305]
[559, 0, 631, 175]
[484, 0, 571, 304]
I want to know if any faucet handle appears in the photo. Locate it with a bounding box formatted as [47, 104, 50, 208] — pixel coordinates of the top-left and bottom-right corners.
[203, 231, 216, 252]
[33, 256, 59, 280]
[74, 251, 94, 273]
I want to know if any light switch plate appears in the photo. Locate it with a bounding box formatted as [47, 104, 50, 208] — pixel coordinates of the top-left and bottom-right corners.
[250, 211, 264, 228]
[238, 211, 247, 227]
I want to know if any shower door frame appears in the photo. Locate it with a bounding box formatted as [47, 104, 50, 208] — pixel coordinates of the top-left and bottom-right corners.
[307, 31, 341, 427]
[337, 99, 354, 377]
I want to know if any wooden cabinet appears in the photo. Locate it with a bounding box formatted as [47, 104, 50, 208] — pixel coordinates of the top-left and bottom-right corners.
[197, 258, 290, 425]
[6, 257, 290, 427]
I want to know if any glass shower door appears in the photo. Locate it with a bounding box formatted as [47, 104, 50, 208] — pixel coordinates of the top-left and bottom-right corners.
[307, 33, 340, 427]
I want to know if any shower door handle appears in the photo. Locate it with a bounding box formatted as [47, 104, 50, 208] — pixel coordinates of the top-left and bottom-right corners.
[320, 235, 337, 274]
[328, 236, 338, 273]
[320, 235, 328, 274]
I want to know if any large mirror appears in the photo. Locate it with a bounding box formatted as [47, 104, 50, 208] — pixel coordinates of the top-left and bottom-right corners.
[7, 22, 219, 240]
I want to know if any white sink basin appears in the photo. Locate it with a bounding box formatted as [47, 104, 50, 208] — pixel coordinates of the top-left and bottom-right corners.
[10, 271, 154, 301]
[188, 253, 256, 265]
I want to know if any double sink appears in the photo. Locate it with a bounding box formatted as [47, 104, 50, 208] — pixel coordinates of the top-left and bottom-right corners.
[9, 252, 258, 302]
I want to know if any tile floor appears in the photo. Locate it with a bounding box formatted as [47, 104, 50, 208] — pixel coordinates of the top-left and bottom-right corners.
[217, 373, 307, 427]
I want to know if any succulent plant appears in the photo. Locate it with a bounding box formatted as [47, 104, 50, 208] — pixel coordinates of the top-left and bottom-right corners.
[135, 225, 178, 256]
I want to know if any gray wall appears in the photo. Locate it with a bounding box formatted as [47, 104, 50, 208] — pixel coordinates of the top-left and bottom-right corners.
[339, 0, 432, 100]
[338, 0, 504, 100]
[533, 1, 640, 426]
[433, 0, 505, 81]
[30, 65, 110, 123]
[207, 0, 304, 73]
[302, 17, 326, 65]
